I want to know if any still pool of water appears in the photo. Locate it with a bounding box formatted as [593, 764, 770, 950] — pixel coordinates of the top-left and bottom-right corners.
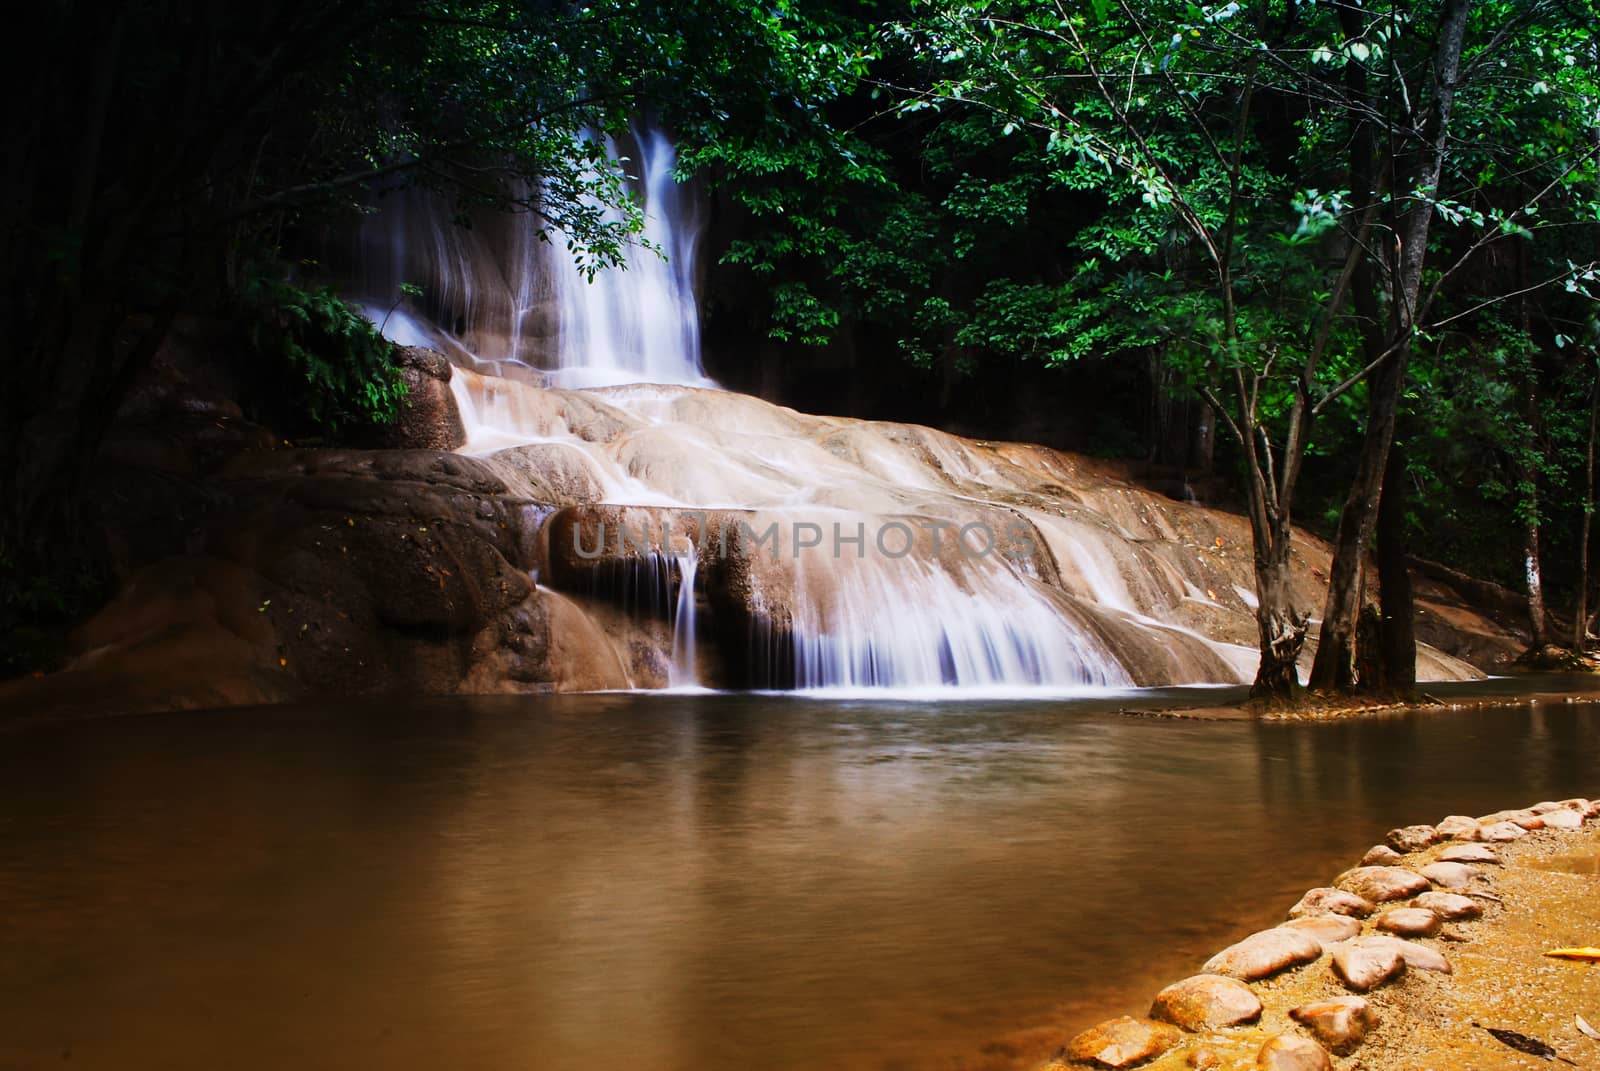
[2, 690, 1597, 1071]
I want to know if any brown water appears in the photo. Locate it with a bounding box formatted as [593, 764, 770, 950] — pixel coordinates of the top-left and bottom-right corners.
[2, 689, 1598, 1071]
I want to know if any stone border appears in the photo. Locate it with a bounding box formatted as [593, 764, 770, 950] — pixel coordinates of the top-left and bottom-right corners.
[1045, 795, 1600, 1070]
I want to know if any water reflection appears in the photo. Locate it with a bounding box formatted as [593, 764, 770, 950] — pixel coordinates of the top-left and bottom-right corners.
[0, 694, 1596, 1071]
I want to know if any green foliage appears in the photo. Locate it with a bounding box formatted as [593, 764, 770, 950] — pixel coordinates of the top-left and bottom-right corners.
[240, 269, 408, 433]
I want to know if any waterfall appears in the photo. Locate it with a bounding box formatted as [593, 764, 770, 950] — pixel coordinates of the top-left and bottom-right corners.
[784, 550, 1130, 694]
[668, 546, 700, 689]
[351, 122, 712, 388]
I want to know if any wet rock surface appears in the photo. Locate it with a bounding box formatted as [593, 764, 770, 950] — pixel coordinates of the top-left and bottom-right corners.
[1149, 975, 1262, 1030]
[1289, 996, 1377, 1055]
[1065, 1016, 1183, 1068]
[1329, 938, 1406, 992]
[1255, 1033, 1331, 1071]
[1411, 891, 1483, 920]
[1202, 928, 1323, 981]
[1288, 887, 1373, 919]
[1374, 907, 1441, 937]
[1385, 825, 1439, 852]
[1436, 843, 1501, 864]
[1336, 866, 1432, 902]
[1417, 860, 1478, 888]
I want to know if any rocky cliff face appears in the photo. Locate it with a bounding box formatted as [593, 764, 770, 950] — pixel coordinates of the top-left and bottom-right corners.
[0, 340, 1523, 721]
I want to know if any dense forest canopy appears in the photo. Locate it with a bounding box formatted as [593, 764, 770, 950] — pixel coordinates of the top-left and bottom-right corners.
[3, 0, 1598, 695]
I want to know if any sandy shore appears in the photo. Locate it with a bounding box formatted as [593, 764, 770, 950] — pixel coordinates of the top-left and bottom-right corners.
[1049, 799, 1600, 1070]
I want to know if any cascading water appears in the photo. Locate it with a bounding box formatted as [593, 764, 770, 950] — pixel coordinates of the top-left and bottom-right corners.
[346, 125, 1312, 694]
[350, 122, 712, 389]
[668, 545, 700, 689]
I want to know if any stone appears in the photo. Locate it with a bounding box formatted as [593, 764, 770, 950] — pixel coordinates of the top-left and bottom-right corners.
[1375, 907, 1441, 937]
[1437, 843, 1501, 864]
[1187, 1048, 1223, 1070]
[383, 347, 467, 451]
[1337, 866, 1432, 902]
[1330, 939, 1406, 992]
[1290, 996, 1378, 1055]
[1281, 915, 1362, 945]
[1412, 891, 1483, 920]
[1065, 1016, 1184, 1069]
[1386, 824, 1439, 852]
[1364, 935, 1452, 974]
[1203, 928, 1324, 981]
[1360, 844, 1404, 866]
[1418, 861, 1478, 888]
[1542, 808, 1584, 830]
[1530, 801, 1564, 814]
[1478, 808, 1544, 830]
[1150, 974, 1263, 1031]
[1256, 1033, 1332, 1071]
[1436, 815, 1480, 839]
[1558, 797, 1595, 817]
[1289, 887, 1374, 919]
[1477, 821, 1528, 842]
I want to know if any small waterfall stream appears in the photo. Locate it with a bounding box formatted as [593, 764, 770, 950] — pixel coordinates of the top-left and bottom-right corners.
[669, 546, 700, 689]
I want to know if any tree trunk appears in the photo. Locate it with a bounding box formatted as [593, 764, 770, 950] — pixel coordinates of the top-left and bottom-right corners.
[1577, 376, 1596, 650]
[1308, 0, 1472, 693]
[1249, 510, 1306, 701]
[1376, 437, 1416, 694]
[1524, 406, 1547, 649]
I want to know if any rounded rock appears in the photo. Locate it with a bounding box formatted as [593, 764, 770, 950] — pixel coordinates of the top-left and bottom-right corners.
[1386, 824, 1439, 852]
[1364, 934, 1452, 974]
[1203, 928, 1324, 981]
[1375, 907, 1441, 937]
[1477, 821, 1527, 843]
[1337, 866, 1432, 902]
[1437, 843, 1501, 865]
[1436, 815, 1479, 839]
[1065, 1016, 1184, 1069]
[1188, 1047, 1223, 1070]
[1330, 938, 1406, 992]
[1290, 996, 1378, 1055]
[1281, 915, 1362, 945]
[1418, 861, 1478, 888]
[1412, 891, 1483, 920]
[1150, 974, 1263, 1031]
[1289, 887, 1374, 919]
[1530, 801, 1563, 814]
[1542, 808, 1583, 830]
[1256, 1032, 1332, 1071]
[1360, 844, 1404, 866]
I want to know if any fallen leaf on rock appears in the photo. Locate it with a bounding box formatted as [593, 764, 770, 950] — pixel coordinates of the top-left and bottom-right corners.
[1544, 947, 1600, 962]
[1475, 1023, 1576, 1064]
[1576, 1015, 1600, 1041]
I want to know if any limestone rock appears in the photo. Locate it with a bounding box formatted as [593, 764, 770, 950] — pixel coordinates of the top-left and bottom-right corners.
[1065, 1016, 1183, 1069]
[1337, 866, 1431, 902]
[1437, 843, 1501, 864]
[1436, 814, 1480, 839]
[1360, 844, 1403, 866]
[1256, 1033, 1332, 1071]
[1150, 974, 1263, 1031]
[1375, 907, 1441, 937]
[1529, 801, 1563, 814]
[1288, 887, 1374, 919]
[1477, 821, 1527, 842]
[1290, 996, 1378, 1055]
[1364, 935, 1452, 974]
[384, 347, 467, 451]
[1386, 824, 1439, 852]
[1281, 915, 1361, 945]
[1542, 807, 1584, 830]
[1412, 891, 1483, 920]
[1203, 928, 1323, 981]
[1418, 861, 1478, 888]
[1330, 939, 1406, 992]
